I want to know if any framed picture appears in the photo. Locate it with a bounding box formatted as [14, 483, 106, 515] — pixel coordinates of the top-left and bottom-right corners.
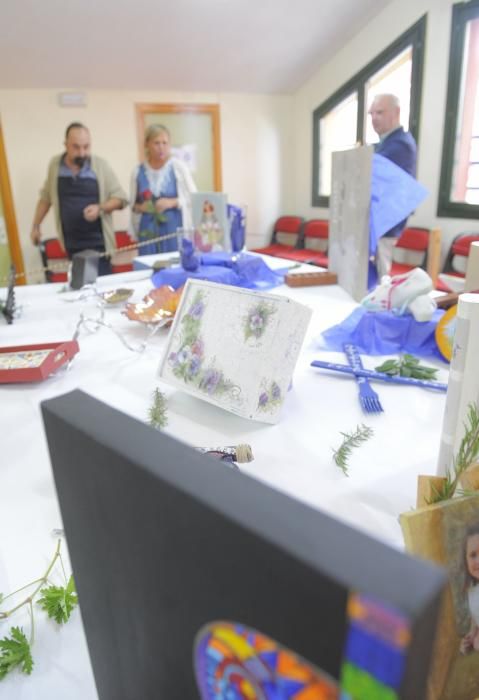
[401, 493, 479, 699]
[191, 192, 228, 252]
[443, 495, 479, 638]
[135, 103, 222, 192]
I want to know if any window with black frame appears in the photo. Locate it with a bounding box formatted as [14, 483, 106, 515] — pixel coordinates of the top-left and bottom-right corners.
[438, 0, 479, 218]
[312, 16, 426, 207]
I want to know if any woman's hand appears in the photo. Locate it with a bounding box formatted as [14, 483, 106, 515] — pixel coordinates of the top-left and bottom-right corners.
[155, 197, 177, 213]
[460, 633, 473, 655]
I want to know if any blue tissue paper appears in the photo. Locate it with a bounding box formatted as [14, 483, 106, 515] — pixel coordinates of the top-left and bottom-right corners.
[152, 252, 283, 291]
[318, 306, 446, 360]
[370, 154, 428, 256]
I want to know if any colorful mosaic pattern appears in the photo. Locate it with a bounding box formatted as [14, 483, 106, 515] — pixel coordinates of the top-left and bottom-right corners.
[194, 595, 412, 700]
[194, 621, 339, 699]
[0, 350, 50, 370]
[339, 593, 411, 700]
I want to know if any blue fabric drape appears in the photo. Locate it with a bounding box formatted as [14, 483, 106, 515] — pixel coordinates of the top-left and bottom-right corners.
[152, 252, 284, 291]
[318, 306, 446, 360]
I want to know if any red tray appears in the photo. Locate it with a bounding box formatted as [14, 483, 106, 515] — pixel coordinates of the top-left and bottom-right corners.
[0, 341, 79, 383]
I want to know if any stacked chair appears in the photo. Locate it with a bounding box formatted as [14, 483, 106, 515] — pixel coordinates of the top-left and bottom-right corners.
[39, 239, 69, 283]
[251, 216, 304, 259]
[390, 227, 431, 277]
[40, 231, 137, 282]
[436, 232, 479, 292]
[252, 216, 329, 267]
[283, 219, 329, 267]
[110, 231, 136, 273]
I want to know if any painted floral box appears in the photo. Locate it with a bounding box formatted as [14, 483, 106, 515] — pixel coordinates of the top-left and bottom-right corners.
[158, 279, 312, 423]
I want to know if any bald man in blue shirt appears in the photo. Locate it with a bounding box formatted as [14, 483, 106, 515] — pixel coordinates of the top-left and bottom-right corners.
[369, 94, 417, 279]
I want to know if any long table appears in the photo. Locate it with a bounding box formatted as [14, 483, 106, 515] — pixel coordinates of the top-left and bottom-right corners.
[0, 262, 449, 699]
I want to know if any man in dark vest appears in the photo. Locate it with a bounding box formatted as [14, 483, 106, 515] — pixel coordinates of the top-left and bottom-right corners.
[31, 122, 127, 275]
[368, 94, 417, 279]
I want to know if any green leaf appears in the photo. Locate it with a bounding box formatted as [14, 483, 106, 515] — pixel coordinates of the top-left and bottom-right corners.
[403, 354, 419, 365]
[375, 354, 438, 380]
[411, 367, 437, 379]
[0, 626, 34, 679]
[0, 593, 3, 605]
[375, 359, 397, 373]
[37, 576, 78, 624]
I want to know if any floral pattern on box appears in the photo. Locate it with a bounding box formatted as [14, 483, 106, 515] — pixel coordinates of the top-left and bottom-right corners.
[258, 381, 282, 413]
[243, 301, 276, 343]
[159, 280, 312, 423]
[167, 290, 238, 400]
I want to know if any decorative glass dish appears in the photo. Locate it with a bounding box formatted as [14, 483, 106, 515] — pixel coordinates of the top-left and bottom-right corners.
[99, 288, 134, 305]
[123, 286, 183, 325]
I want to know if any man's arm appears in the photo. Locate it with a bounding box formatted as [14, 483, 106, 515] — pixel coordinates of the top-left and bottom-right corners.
[84, 158, 128, 221]
[30, 199, 51, 245]
[83, 198, 125, 222]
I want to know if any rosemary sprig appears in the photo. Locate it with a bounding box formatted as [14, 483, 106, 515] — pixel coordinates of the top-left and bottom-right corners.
[332, 424, 374, 476]
[428, 403, 479, 504]
[375, 354, 438, 380]
[148, 388, 168, 430]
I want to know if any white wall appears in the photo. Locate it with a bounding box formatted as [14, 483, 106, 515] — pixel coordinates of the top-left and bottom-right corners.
[292, 0, 478, 264]
[0, 89, 292, 282]
[2, 0, 476, 283]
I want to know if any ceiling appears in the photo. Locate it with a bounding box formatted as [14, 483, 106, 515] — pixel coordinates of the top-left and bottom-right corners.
[0, 0, 393, 94]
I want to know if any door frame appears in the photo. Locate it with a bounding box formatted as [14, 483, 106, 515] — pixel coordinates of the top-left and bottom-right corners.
[135, 102, 222, 191]
[0, 120, 25, 284]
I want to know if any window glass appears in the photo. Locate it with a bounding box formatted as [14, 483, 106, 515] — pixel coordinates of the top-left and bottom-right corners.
[438, 2, 479, 218]
[319, 93, 358, 197]
[364, 47, 413, 145]
[450, 18, 479, 204]
[312, 16, 425, 208]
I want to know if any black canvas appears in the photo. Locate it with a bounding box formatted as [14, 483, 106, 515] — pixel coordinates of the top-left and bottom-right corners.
[41, 390, 446, 700]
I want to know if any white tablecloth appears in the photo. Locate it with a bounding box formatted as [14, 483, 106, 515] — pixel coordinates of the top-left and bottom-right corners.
[0, 265, 448, 699]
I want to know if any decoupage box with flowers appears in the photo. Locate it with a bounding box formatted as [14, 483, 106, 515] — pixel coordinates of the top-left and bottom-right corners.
[158, 279, 312, 423]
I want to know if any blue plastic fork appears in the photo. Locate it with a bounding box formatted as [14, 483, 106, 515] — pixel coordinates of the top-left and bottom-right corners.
[343, 343, 384, 414]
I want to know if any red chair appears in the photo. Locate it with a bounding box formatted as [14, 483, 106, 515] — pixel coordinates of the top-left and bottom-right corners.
[284, 219, 329, 267]
[39, 239, 69, 283]
[389, 227, 431, 277]
[111, 231, 137, 273]
[251, 216, 304, 258]
[437, 232, 479, 292]
[443, 233, 479, 274]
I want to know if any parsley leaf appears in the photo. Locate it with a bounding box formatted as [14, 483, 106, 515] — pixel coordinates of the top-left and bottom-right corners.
[0, 626, 34, 678]
[37, 575, 78, 624]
